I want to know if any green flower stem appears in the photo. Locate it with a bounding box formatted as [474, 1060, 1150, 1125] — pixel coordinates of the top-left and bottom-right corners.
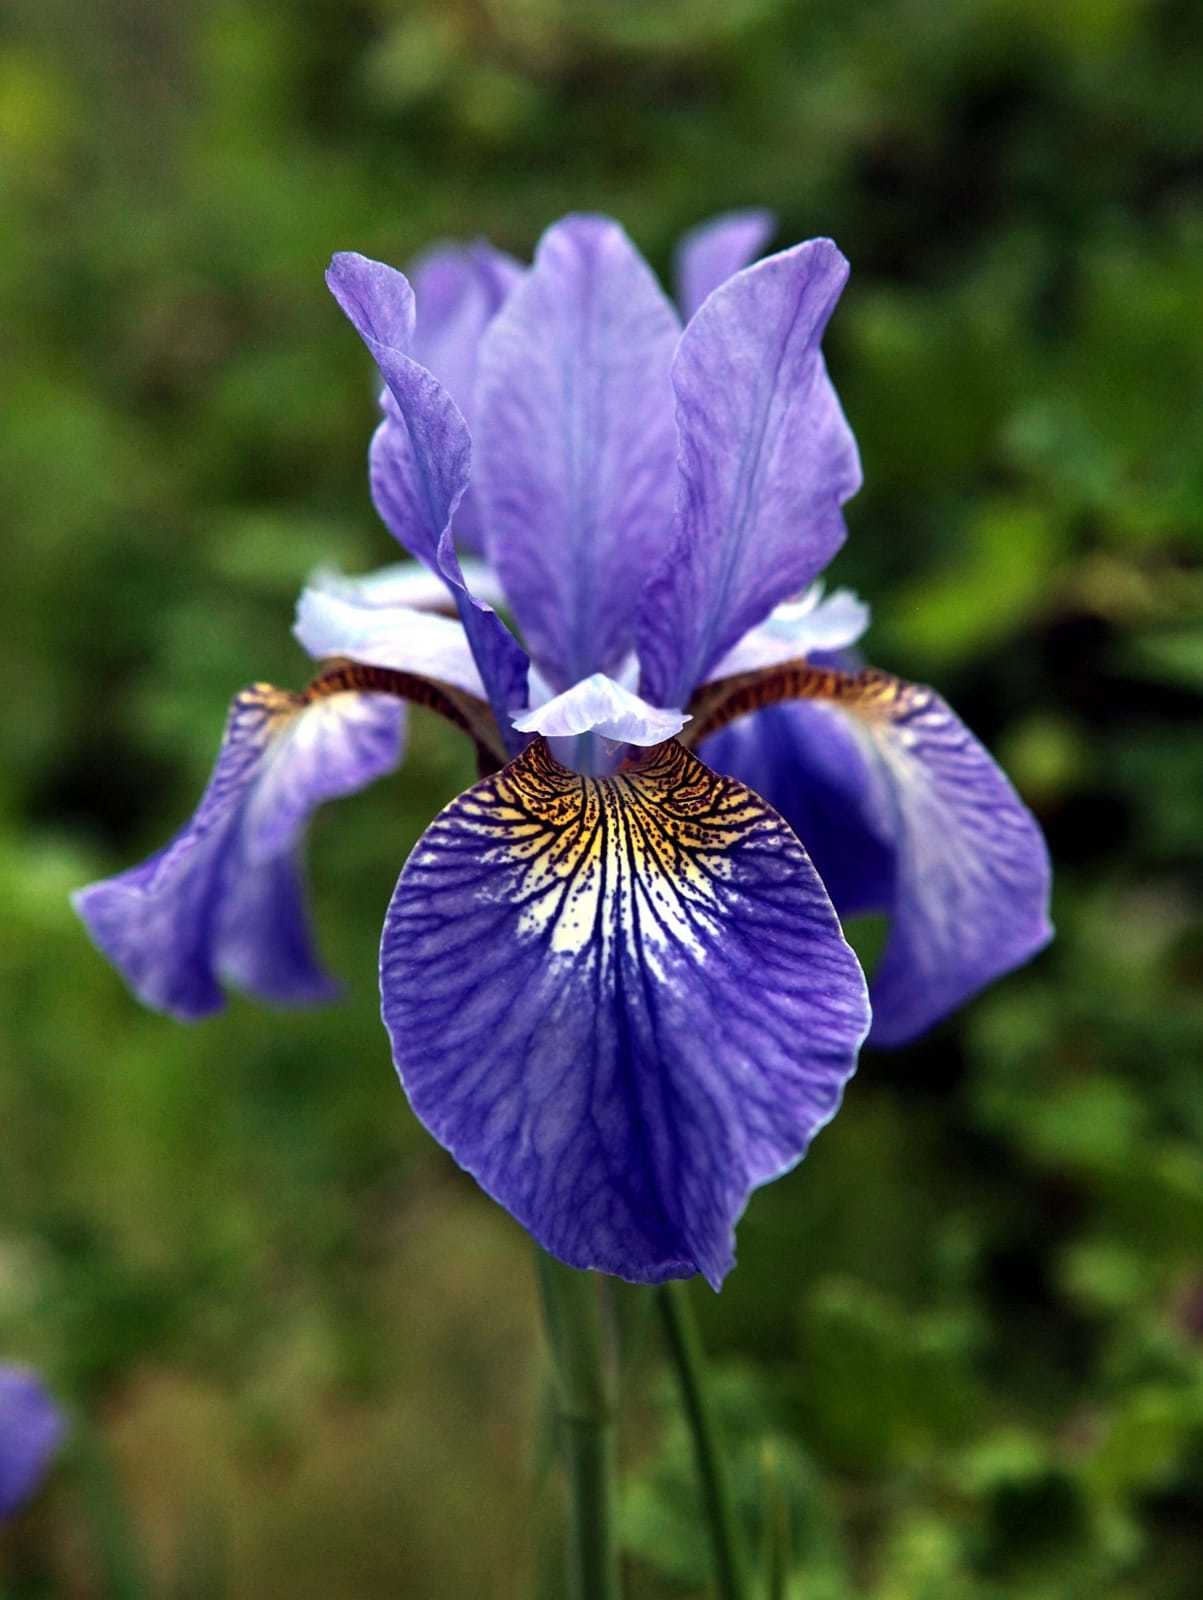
[535, 1250, 621, 1600]
[657, 1281, 749, 1600]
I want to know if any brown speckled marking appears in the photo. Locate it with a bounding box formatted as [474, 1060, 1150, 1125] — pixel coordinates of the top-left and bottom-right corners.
[304, 658, 508, 770]
[683, 659, 918, 746]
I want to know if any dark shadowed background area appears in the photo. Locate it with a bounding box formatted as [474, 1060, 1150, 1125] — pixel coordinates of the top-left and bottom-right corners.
[2, 0, 1201, 1594]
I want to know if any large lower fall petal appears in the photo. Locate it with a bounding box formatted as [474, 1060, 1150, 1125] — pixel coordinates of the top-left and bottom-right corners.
[380, 736, 870, 1288]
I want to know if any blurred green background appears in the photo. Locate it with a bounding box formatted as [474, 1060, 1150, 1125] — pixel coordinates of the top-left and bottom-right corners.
[2, 0, 1202, 1593]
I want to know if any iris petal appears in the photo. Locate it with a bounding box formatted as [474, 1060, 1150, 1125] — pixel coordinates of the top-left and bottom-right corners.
[380, 736, 870, 1287]
[673, 208, 776, 320]
[706, 585, 870, 680]
[638, 239, 862, 707]
[327, 252, 529, 747]
[475, 214, 681, 688]
[858, 682, 1053, 1044]
[73, 685, 402, 1019]
[410, 242, 522, 411]
[409, 242, 522, 551]
[690, 663, 1053, 1044]
[513, 673, 688, 746]
[702, 702, 894, 918]
[327, 251, 415, 355]
[0, 1367, 63, 1521]
[293, 579, 491, 696]
[296, 557, 505, 613]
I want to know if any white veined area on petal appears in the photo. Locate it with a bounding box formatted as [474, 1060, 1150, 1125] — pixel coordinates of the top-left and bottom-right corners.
[442, 739, 784, 973]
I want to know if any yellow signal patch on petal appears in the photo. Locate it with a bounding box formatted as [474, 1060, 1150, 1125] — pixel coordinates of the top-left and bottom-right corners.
[414, 737, 796, 969]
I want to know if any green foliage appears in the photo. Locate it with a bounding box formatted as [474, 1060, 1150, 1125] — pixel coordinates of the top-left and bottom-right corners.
[623, 1369, 848, 1597]
[2, 0, 1201, 1593]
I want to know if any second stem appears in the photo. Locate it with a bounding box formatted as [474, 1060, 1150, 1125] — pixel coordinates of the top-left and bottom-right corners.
[535, 1250, 620, 1600]
[657, 1280, 749, 1600]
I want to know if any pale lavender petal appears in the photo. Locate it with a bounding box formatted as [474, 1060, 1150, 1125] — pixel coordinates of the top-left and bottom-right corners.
[475, 214, 681, 688]
[513, 673, 689, 745]
[706, 584, 870, 680]
[674, 208, 776, 320]
[242, 690, 405, 859]
[381, 738, 869, 1288]
[293, 586, 489, 695]
[73, 686, 402, 1019]
[410, 242, 523, 551]
[704, 675, 1053, 1043]
[214, 849, 339, 1003]
[410, 241, 522, 410]
[852, 682, 1053, 1044]
[0, 1367, 63, 1521]
[328, 252, 529, 747]
[432, 524, 530, 755]
[468, 241, 524, 306]
[638, 239, 862, 707]
[327, 252, 415, 365]
[302, 558, 506, 613]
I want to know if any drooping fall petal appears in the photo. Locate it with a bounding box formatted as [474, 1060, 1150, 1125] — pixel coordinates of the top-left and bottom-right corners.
[74, 685, 403, 1018]
[380, 736, 870, 1287]
[690, 662, 1053, 1044]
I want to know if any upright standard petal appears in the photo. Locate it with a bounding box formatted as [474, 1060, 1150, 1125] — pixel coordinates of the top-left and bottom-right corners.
[327, 252, 529, 748]
[689, 663, 1053, 1045]
[410, 242, 522, 413]
[73, 683, 403, 1019]
[410, 242, 523, 550]
[475, 215, 682, 688]
[327, 251, 415, 354]
[0, 1367, 64, 1521]
[380, 737, 870, 1288]
[674, 208, 776, 321]
[638, 240, 862, 708]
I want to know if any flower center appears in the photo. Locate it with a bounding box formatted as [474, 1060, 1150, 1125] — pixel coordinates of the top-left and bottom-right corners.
[511, 671, 690, 775]
[548, 730, 627, 777]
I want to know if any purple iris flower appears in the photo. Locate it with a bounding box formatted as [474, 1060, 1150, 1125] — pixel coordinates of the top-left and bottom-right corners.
[0, 1367, 63, 1521]
[75, 211, 1052, 1288]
